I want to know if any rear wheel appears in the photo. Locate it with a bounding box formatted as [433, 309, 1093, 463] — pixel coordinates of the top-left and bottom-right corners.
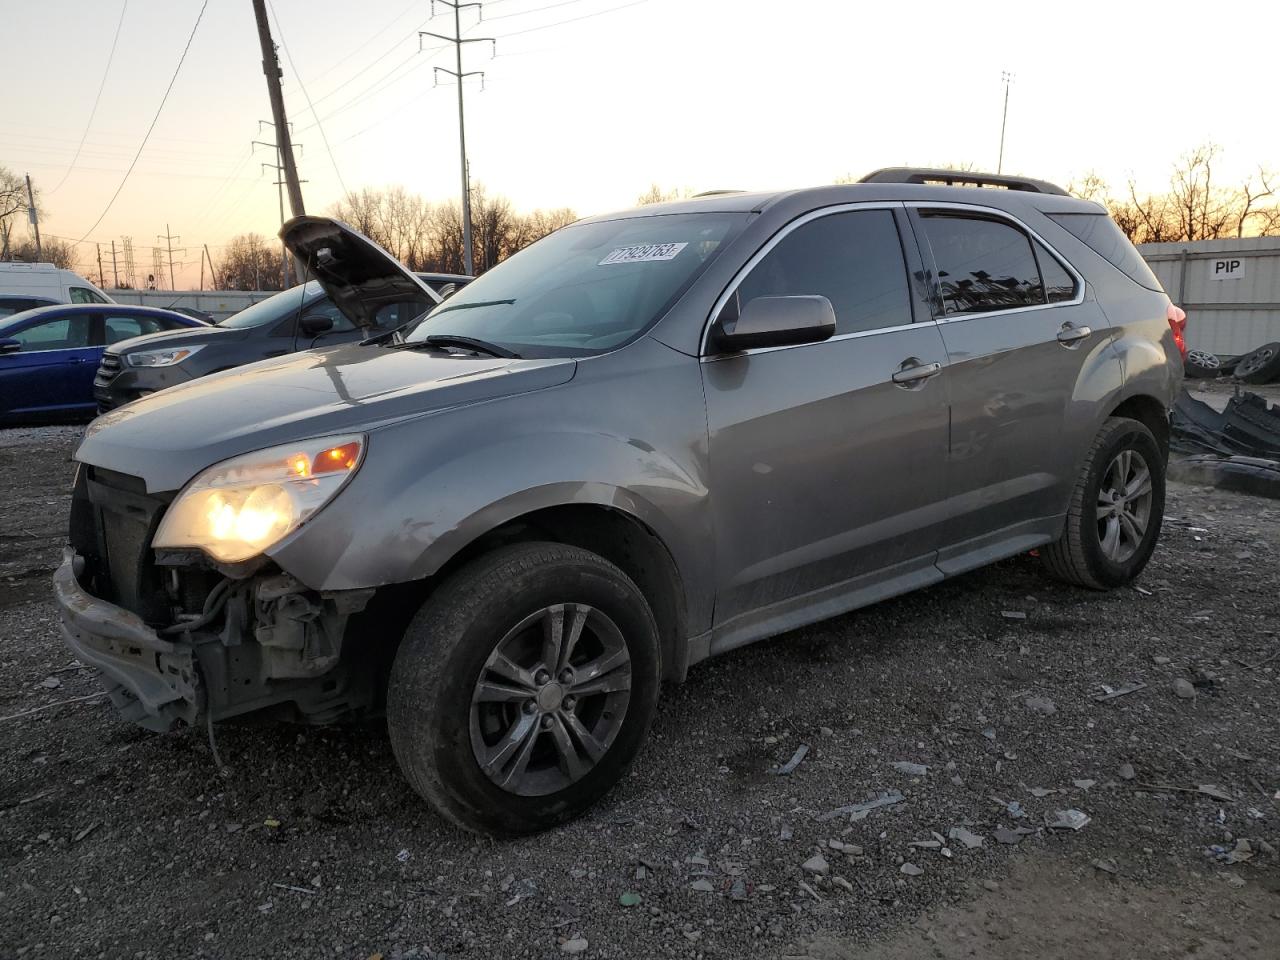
[1040, 417, 1166, 589]
[386, 542, 661, 836]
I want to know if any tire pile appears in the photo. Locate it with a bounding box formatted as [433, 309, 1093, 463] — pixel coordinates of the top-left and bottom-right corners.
[1184, 341, 1280, 383]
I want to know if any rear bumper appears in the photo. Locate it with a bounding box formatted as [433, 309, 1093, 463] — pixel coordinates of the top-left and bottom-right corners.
[53, 548, 198, 732]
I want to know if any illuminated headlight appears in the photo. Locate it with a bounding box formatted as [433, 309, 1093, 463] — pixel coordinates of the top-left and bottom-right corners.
[127, 345, 204, 367]
[153, 434, 364, 563]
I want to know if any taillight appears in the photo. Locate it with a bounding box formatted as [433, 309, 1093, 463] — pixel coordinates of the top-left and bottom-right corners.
[1167, 303, 1187, 360]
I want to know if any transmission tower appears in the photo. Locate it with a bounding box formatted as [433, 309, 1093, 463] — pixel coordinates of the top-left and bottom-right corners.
[121, 236, 137, 288]
[157, 225, 185, 291]
[150, 247, 165, 290]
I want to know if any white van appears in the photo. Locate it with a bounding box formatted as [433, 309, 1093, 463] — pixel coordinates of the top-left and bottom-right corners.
[0, 263, 115, 316]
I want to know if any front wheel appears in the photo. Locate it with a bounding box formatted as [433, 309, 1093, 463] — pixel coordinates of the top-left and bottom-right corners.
[1040, 417, 1166, 589]
[386, 542, 661, 836]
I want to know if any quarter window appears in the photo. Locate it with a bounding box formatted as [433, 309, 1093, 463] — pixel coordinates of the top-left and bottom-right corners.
[921, 215, 1044, 315]
[735, 210, 912, 335]
[69, 287, 107, 304]
[1034, 240, 1077, 304]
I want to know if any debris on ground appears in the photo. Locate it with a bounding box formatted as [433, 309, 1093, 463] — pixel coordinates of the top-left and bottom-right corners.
[899, 863, 923, 877]
[1024, 695, 1057, 715]
[560, 937, 589, 954]
[771, 743, 809, 776]
[1094, 681, 1147, 702]
[891, 761, 927, 776]
[1046, 809, 1092, 831]
[947, 829, 983, 849]
[993, 826, 1034, 845]
[1172, 678, 1197, 700]
[801, 854, 829, 876]
[817, 791, 904, 822]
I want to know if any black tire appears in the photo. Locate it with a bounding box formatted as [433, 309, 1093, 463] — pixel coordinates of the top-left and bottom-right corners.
[1040, 417, 1166, 590]
[1183, 349, 1221, 379]
[386, 542, 661, 836]
[1235, 342, 1280, 384]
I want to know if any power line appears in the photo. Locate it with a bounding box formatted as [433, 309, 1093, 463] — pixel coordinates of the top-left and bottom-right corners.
[482, 0, 590, 21]
[72, 0, 210, 245]
[48, 0, 129, 194]
[267, 0, 348, 199]
[291, 0, 419, 88]
[493, 0, 647, 38]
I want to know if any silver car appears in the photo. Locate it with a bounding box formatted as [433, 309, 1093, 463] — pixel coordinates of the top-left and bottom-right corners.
[55, 168, 1185, 835]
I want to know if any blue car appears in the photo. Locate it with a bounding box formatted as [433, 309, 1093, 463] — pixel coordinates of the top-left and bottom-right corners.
[0, 304, 208, 424]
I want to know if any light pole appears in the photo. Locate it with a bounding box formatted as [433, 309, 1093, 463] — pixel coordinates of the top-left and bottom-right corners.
[997, 71, 1013, 175]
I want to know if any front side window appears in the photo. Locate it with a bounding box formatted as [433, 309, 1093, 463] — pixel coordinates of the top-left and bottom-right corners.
[103, 315, 165, 343]
[734, 209, 912, 335]
[404, 212, 746, 357]
[921, 214, 1044, 315]
[9, 315, 93, 351]
[68, 287, 107, 304]
[218, 282, 322, 330]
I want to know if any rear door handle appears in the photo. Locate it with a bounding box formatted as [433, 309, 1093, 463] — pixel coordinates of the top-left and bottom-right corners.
[67, 357, 89, 364]
[891, 360, 942, 385]
[1056, 323, 1092, 345]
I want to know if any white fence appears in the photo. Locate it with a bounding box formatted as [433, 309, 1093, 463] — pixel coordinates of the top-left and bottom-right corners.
[107, 288, 276, 322]
[1138, 237, 1280, 355]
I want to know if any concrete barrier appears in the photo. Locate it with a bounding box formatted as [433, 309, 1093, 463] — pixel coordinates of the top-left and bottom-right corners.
[107, 288, 279, 322]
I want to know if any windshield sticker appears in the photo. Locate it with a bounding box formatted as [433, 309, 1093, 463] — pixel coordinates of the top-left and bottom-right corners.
[599, 242, 688, 266]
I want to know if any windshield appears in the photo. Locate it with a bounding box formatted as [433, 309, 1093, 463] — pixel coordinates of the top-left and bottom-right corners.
[403, 212, 747, 356]
[217, 282, 321, 329]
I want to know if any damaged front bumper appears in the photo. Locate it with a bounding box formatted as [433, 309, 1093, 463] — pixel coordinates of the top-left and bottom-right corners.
[53, 549, 198, 733]
[53, 546, 382, 733]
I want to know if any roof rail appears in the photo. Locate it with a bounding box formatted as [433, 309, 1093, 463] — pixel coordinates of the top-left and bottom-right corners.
[691, 189, 745, 198]
[858, 167, 1069, 197]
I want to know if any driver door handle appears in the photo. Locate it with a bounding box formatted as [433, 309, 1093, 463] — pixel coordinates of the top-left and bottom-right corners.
[1056, 322, 1092, 344]
[891, 360, 942, 385]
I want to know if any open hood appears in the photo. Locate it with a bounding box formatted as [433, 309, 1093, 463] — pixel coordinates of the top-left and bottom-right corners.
[280, 216, 440, 330]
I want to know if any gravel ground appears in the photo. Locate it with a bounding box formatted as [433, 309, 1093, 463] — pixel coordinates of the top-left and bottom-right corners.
[1, 425, 1278, 960]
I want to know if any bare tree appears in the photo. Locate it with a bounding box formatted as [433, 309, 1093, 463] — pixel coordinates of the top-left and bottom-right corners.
[1235, 168, 1276, 238]
[7, 237, 75, 268]
[1, 166, 34, 260]
[1066, 171, 1109, 203]
[637, 184, 692, 205]
[216, 234, 285, 291]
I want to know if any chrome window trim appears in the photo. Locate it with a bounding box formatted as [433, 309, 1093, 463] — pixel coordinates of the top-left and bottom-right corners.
[906, 200, 1086, 320]
[700, 320, 921, 364]
[698, 201, 911, 358]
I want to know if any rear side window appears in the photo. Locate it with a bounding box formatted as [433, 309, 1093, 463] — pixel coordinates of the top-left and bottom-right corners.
[1046, 212, 1163, 292]
[103, 315, 165, 343]
[1034, 240, 1078, 303]
[736, 209, 912, 335]
[920, 215, 1044, 315]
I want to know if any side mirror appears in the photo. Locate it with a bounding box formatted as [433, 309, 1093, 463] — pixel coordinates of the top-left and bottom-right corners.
[299, 314, 334, 337]
[712, 295, 836, 352]
[0, 338, 20, 355]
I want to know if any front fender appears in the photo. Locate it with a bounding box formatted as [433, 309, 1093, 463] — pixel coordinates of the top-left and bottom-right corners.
[267, 340, 713, 630]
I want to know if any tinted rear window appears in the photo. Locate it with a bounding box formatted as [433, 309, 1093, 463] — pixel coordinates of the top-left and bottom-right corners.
[920, 214, 1044, 315]
[1046, 213, 1163, 292]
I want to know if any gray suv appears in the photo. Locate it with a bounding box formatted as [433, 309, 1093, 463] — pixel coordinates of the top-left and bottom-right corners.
[55, 170, 1185, 835]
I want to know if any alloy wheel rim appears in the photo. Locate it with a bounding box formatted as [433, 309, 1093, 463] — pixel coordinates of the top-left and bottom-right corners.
[1096, 448, 1153, 564]
[1187, 349, 1219, 369]
[469, 603, 632, 797]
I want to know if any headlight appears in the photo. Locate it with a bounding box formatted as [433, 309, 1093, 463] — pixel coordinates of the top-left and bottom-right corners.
[153, 434, 364, 563]
[127, 345, 204, 367]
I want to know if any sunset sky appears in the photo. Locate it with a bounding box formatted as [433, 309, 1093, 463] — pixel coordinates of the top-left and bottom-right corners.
[5, 0, 1278, 288]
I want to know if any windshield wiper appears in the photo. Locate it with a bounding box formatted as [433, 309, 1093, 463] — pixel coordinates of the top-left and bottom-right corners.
[431, 298, 515, 316]
[406, 334, 521, 359]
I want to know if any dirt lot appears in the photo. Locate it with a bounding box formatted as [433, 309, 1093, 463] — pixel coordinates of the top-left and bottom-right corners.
[1, 425, 1277, 960]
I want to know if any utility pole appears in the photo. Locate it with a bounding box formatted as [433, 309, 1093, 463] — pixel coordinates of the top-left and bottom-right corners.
[421, 2, 494, 276]
[157, 225, 184, 291]
[110, 240, 119, 287]
[203, 244, 218, 290]
[24, 174, 42, 260]
[997, 71, 1013, 175]
[254, 126, 304, 286]
[251, 0, 305, 218]
[96, 243, 105, 287]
